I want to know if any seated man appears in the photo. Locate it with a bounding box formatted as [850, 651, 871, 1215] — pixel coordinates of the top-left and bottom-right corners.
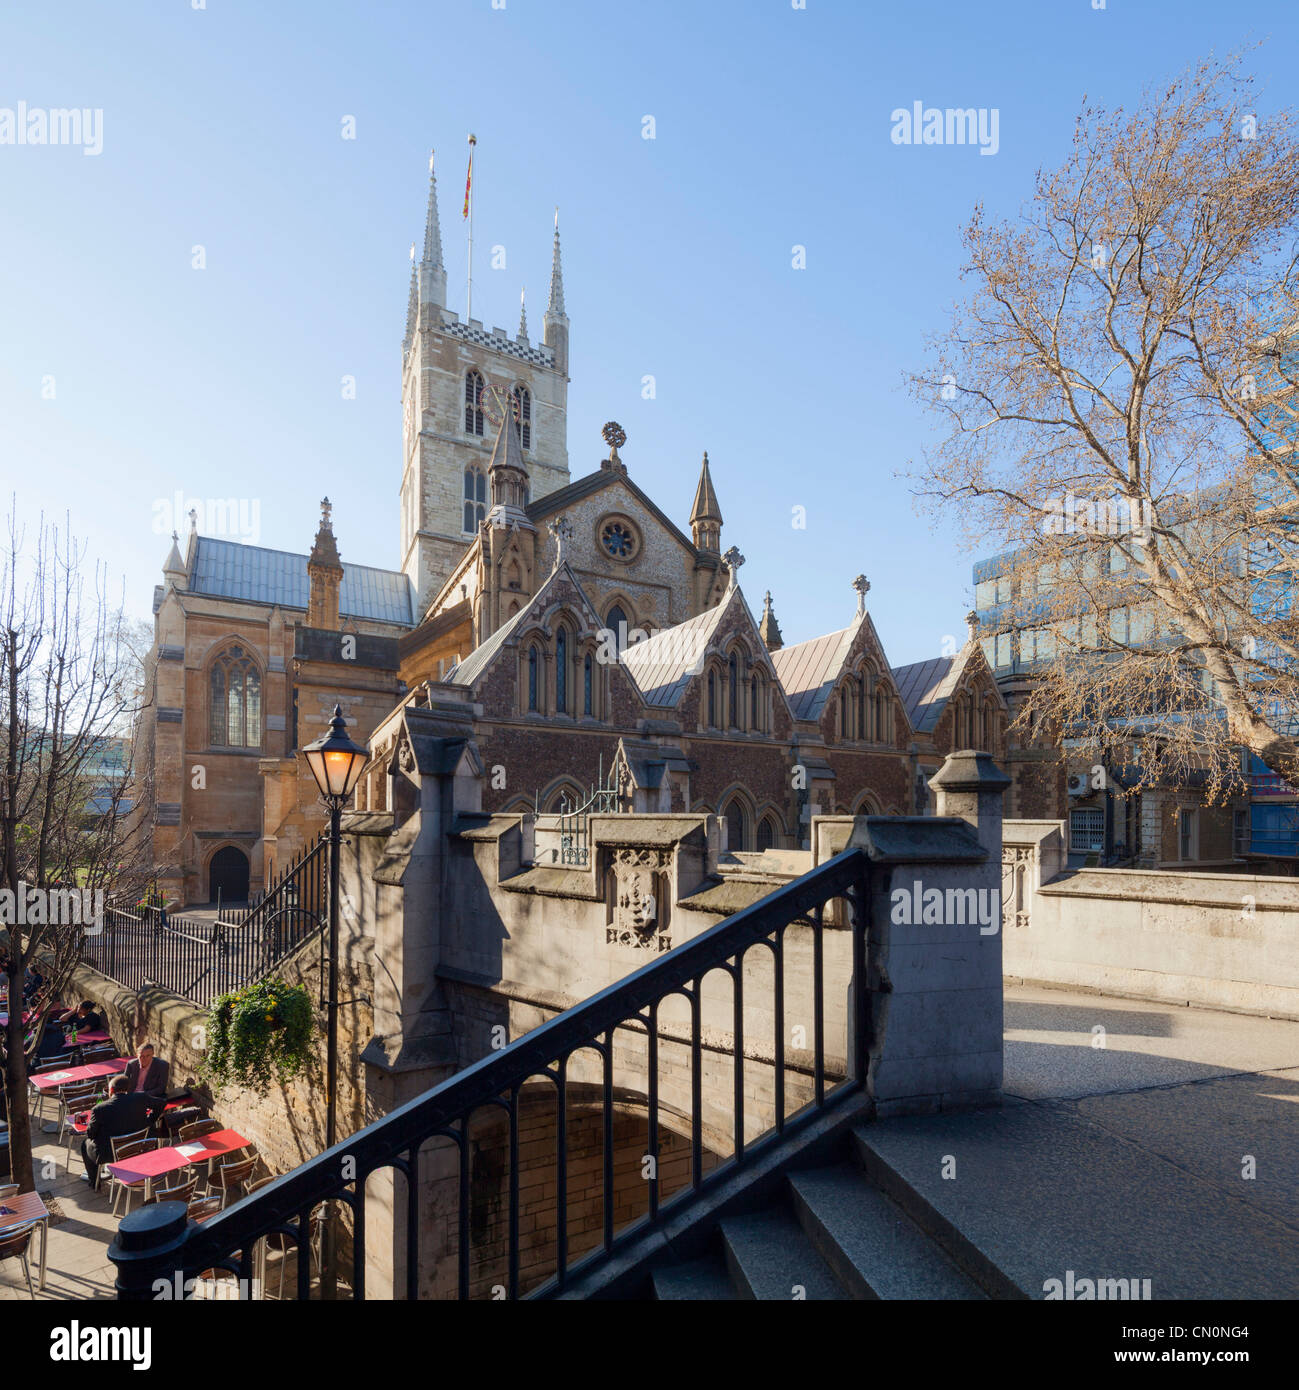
[123, 1043, 169, 1099]
[32, 1014, 70, 1061]
[81, 1076, 162, 1188]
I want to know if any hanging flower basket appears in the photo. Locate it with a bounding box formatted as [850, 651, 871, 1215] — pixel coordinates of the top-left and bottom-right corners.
[203, 977, 314, 1095]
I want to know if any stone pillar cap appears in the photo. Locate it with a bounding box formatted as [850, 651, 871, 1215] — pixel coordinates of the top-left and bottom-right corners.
[928, 749, 1012, 792]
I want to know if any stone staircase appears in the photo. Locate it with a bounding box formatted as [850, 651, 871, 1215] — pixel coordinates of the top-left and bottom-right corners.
[650, 1124, 992, 1300]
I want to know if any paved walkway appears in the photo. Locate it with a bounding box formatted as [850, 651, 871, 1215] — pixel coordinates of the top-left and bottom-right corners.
[862, 984, 1299, 1299]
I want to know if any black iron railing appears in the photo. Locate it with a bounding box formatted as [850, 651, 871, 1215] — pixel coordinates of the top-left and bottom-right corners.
[110, 846, 873, 1300]
[82, 837, 329, 1007]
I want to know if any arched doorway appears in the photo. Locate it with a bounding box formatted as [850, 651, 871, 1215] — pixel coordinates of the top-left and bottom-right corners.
[208, 845, 250, 904]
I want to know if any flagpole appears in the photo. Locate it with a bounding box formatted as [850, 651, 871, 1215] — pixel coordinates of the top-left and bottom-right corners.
[466, 133, 477, 321]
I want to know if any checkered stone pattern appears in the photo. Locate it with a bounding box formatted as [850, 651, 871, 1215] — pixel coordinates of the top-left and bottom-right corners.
[442, 320, 554, 367]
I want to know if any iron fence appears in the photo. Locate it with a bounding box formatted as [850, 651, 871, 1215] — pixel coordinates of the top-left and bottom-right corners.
[82, 837, 329, 1008]
[110, 845, 873, 1300]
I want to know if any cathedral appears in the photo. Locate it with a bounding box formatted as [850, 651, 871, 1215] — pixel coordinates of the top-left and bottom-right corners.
[132, 156, 1009, 907]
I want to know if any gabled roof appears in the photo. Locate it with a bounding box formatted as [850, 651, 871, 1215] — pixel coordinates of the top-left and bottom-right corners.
[890, 655, 955, 734]
[444, 561, 609, 690]
[444, 601, 531, 689]
[891, 640, 1004, 735]
[188, 536, 414, 626]
[526, 468, 715, 565]
[769, 617, 863, 722]
[619, 598, 733, 708]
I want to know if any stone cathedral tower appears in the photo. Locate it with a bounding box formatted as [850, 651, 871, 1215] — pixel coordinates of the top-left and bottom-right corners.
[400, 153, 572, 615]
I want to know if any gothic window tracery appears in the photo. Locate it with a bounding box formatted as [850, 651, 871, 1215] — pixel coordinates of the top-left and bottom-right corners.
[511, 385, 531, 450]
[209, 645, 261, 748]
[465, 369, 485, 436]
[463, 466, 487, 533]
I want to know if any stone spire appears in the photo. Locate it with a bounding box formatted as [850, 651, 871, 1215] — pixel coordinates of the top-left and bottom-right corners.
[690, 452, 723, 553]
[307, 497, 344, 630]
[518, 287, 528, 343]
[759, 590, 784, 652]
[418, 150, 447, 311]
[163, 531, 186, 589]
[544, 208, 569, 375]
[486, 392, 529, 514]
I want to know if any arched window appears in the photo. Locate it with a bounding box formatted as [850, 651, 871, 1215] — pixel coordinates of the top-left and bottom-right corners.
[209, 645, 261, 748]
[511, 385, 531, 450]
[728, 652, 739, 727]
[606, 604, 629, 655]
[556, 628, 568, 714]
[584, 651, 593, 717]
[756, 816, 777, 852]
[981, 703, 992, 750]
[749, 673, 759, 731]
[464, 369, 484, 435]
[463, 465, 487, 533]
[875, 688, 887, 744]
[857, 677, 867, 741]
[725, 799, 747, 853]
[527, 646, 539, 712]
[707, 670, 717, 728]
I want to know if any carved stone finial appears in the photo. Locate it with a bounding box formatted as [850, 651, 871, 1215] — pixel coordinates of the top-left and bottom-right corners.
[722, 546, 745, 587]
[601, 421, 627, 471]
[320, 497, 333, 528]
[188, 507, 198, 532]
[966, 610, 980, 638]
[852, 573, 870, 615]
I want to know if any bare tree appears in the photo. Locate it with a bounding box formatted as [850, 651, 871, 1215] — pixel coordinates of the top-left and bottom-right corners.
[1, 501, 149, 1191]
[909, 53, 1299, 800]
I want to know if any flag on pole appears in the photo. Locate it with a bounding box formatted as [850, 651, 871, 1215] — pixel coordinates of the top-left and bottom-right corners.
[463, 134, 476, 219]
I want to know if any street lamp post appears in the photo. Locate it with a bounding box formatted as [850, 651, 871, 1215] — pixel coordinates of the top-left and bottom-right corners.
[302, 703, 368, 1299]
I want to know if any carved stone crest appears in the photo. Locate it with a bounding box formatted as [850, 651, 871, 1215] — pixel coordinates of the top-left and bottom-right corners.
[607, 846, 671, 950]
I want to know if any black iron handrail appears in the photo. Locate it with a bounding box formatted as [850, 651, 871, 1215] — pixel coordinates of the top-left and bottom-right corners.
[111, 846, 872, 1301]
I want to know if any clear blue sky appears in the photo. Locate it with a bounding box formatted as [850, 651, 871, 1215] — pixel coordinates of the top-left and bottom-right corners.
[0, 0, 1291, 665]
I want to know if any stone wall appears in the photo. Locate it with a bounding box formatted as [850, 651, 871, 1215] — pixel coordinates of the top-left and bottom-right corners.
[1002, 823, 1299, 1018]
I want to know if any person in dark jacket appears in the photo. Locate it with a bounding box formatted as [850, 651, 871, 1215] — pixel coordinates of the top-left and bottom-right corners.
[66, 1001, 104, 1035]
[81, 1076, 161, 1187]
[122, 1044, 169, 1099]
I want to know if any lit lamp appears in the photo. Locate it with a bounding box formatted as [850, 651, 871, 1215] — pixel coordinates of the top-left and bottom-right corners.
[302, 703, 368, 1301]
[303, 705, 368, 805]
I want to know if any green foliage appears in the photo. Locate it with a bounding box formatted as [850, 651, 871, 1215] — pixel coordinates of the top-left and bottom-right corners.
[203, 977, 314, 1095]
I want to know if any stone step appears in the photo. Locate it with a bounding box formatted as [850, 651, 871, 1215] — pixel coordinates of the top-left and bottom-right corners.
[848, 1122, 1024, 1298]
[787, 1164, 986, 1300]
[719, 1206, 847, 1300]
[651, 1255, 737, 1301]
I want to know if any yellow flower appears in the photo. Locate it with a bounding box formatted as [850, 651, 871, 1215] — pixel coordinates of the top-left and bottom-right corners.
[265, 1013, 274, 1021]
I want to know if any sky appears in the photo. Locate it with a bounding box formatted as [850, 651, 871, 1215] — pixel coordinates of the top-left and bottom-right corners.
[0, 0, 1294, 667]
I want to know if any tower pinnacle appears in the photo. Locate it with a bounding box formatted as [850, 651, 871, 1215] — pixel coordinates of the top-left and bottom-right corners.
[690, 451, 723, 553]
[544, 209, 570, 375]
[417, 150, 448, 311]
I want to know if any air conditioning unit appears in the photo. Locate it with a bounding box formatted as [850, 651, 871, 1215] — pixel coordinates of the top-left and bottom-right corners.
[1067, 773, 1090, 796]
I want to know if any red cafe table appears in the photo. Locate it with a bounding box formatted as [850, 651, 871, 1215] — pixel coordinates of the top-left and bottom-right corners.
[28, 1058, 132, 1092]
[105, 1129, 251, 1202]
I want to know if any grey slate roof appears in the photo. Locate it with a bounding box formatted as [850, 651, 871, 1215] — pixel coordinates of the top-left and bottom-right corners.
[619, 599, 733, 707]
[444, 601, 531, 689]
[769, 618, 862, 722]
[890, 654, 959, 734]
[188, 536, 414, 627]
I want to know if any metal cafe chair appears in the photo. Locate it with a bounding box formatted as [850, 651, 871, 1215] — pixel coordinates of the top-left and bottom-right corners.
[57, 1082, 104, 1172]
[106, 1137, 160, 1219]
[245, 1175, 322, 1300]
[0, 1221, 39, 1299]
[210, 1156, 257, 1210]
